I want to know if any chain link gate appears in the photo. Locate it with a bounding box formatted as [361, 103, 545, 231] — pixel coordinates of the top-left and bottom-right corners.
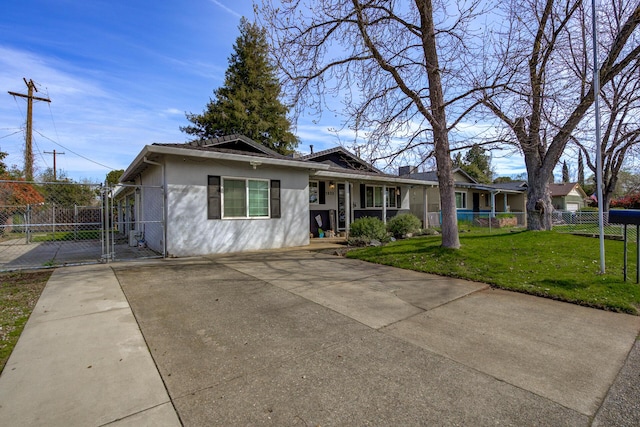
[0, 180, 164, 271]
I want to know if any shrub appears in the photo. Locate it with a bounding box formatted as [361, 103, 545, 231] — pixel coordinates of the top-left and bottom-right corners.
[496, 213, 515, 219]
[387, 213, 422, 238]
[349, 216, 388, 242]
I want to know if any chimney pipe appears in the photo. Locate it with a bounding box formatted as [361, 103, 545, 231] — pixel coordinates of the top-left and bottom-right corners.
[310, 144, 314, 154]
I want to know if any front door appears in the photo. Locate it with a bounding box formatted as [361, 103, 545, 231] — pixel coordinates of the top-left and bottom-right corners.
[338, 183, 346, 230]
[473, 192, 480, 212]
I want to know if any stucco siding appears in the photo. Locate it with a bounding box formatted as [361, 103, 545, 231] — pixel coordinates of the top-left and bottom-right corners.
[163, 157, 309, 256]
[138, 164, 164, 253]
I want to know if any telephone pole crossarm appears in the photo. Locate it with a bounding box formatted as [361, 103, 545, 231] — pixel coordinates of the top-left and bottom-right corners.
[44, 150, 65, 181]
[7, 91, 51, 103]
[7, 79, 52, 181]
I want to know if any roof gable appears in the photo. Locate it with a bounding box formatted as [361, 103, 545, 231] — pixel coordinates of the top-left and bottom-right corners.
[550, 183, 587, 198]
[187, 134, 283, 157]
[452, 168, 478, 183]
[303, 147, 382, 173]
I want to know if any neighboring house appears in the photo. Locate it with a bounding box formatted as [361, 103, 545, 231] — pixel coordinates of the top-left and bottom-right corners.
[550, 183, 588, 212]
[400, 169, 528, 226]
[116, 134, 434, 257]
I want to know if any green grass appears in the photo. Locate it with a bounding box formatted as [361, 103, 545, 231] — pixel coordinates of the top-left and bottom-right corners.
[347, 229, 640, 314]
[31, 230, 101, 242]
[0, 271, 52, 373]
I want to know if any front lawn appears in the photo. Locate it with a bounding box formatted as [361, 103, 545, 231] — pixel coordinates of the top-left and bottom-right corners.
[31, 230, 101, 242]
[347, 230, 640, 314]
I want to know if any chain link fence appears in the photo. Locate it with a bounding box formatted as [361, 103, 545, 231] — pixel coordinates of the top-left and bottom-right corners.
[552, 210, 636, 242]
[450, 211, 527, 233]
[0, 181, 163, 271]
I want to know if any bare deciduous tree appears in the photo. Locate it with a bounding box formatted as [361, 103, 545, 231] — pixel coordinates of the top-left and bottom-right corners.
[571, 1, 640, 211]
[479, 0, 640, 229]
[259, 0, 492, 249]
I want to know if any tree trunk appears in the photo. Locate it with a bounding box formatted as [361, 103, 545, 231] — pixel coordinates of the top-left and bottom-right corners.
[602, 174, 617, 212]
[526, 170, 553, 230]
[434, 130, 460, 249]
[417, 0, 460, 249]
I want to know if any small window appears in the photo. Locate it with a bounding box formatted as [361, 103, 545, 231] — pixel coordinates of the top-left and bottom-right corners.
[455, 191, 467, 209]
[309, 181, 319, 204]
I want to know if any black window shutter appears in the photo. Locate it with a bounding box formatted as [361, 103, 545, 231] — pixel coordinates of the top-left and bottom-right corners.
[207, 176, 221, 219]
[360, 184, 366, 208]
[319, 181, 326, 204]
[270, 180, 281, 218]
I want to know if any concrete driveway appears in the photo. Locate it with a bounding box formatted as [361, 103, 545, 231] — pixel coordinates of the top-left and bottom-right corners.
[112, 250, 640, 426]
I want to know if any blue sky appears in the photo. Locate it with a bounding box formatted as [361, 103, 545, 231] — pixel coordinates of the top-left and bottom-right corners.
[0, 0, 526, 183]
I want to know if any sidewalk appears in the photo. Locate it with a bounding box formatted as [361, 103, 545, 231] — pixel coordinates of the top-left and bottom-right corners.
[0, 264, 180, 426]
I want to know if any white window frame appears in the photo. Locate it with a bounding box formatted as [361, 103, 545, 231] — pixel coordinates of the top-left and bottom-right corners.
[364, 185, 384, 209]
[366, 185, 398, 208]
[221, 177, 271, 219]
[455, 191, 467, 209]
[309, 180, 319, 205]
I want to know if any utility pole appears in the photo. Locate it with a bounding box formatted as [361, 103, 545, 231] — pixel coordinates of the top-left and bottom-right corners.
[8, 78, 51, 181]
[44, 149, 65, 180]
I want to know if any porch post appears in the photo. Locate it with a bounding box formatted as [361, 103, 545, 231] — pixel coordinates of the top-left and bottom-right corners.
[382, 184, 387, 224]
[345, 181, 351, 235]
[423, 186, 428, 228]
[504, 193, 508, 212]
[491, 192, 496, 217]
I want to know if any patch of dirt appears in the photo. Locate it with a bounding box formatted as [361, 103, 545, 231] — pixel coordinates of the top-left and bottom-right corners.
[314, 247, 356, 257]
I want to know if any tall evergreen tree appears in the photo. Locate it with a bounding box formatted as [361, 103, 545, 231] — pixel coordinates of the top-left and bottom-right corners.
[457, 144, 492, 184]
[562, 161, 570, 183]
[181, 18, 298, 155]
[578, 151, 585, 186]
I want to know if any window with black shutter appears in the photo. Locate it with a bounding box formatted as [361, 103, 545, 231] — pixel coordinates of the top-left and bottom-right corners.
[270, 180, 281, 218]
[319, 181, 326, 204]
[207, 176, 221, 219]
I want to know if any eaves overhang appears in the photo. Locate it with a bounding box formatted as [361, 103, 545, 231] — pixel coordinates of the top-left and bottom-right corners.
[311, 169, 438, 186]
[120, 145, 330, 183]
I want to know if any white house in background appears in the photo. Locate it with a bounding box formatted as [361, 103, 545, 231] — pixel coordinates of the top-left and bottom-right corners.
[116, 134, 435, 257]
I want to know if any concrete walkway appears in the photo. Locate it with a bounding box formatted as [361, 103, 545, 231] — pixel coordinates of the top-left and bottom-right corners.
[0, 249, 639, 425]
[0, 263, 181, 426]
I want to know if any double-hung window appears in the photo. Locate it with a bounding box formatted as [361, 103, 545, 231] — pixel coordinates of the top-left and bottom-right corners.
[455, 191, 467, 209]
[365, 185, 398, 208]
[208, 176, 279, 219]
[365, 186, 383, 207]
[309, 181, 319, 204]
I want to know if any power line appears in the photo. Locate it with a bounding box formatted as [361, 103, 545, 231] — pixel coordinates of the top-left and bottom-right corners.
[31, 133, 49, 169]
[43, 96, 117, 172]
[0, 130, 23, 140]
[32, 129, 116, 170]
